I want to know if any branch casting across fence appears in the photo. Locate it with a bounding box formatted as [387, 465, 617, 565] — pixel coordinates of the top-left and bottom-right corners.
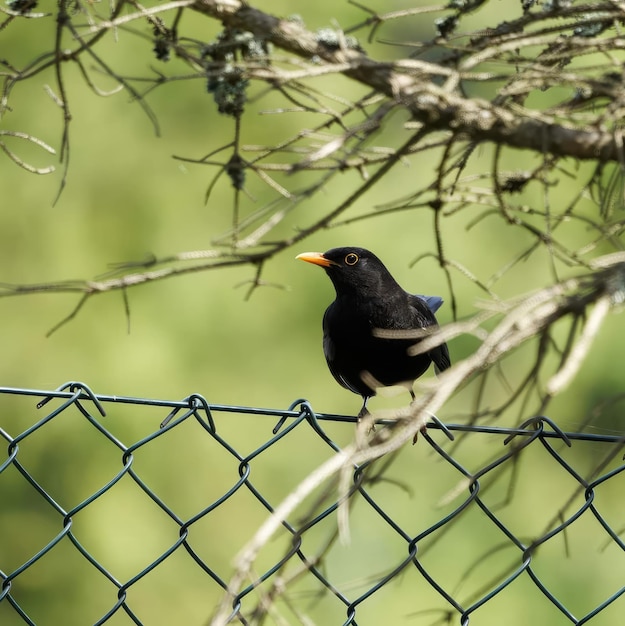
[1, 382, 624, 625]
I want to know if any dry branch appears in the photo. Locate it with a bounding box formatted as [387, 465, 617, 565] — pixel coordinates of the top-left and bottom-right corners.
[191, 0, 625, 163]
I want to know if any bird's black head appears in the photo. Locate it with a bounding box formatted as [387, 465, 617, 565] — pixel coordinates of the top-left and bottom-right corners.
[296, 247, 400, 298]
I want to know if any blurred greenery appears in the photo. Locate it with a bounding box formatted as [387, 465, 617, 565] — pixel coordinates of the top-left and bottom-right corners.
[1, 0, 625, 625]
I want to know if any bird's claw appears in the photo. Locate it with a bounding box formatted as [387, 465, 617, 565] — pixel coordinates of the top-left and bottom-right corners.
[412, 423, 427, 444]
[357, 407, 377, 434]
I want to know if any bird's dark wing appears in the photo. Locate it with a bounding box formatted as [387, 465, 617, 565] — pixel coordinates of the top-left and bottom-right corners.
[431, 341, 451, 373]
[407, 294, 441, 326]
[409, 294, 451, 373]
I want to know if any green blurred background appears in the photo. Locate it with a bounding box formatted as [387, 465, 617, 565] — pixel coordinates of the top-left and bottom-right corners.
[1, 1, 624, 624]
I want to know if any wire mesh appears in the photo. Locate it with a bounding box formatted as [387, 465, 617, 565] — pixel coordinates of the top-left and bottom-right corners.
[1, 382, 624, 626]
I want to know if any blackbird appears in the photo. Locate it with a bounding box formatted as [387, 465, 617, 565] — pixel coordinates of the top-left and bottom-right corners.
[297, 247, 450, 419]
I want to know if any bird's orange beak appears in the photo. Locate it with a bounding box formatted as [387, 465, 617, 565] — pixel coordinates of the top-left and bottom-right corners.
[296, 252, 337, 267]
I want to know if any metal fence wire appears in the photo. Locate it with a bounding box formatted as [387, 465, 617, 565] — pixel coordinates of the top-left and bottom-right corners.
[1, 382, 625, 626]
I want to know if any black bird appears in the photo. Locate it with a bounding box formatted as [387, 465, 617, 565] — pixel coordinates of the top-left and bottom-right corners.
[297, 247, 450, 419]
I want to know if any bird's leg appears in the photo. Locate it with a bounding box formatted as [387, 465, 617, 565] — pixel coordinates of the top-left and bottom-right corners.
[410, 390, 428, 443]
[357, 396, 376, 433]
[357, 396, 369, 420]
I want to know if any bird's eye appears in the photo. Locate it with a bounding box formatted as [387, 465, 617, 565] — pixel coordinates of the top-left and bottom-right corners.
[345, 253, 359, 266]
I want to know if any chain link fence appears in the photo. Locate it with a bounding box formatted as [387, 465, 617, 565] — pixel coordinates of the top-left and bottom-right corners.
[1, 382, 624, 625]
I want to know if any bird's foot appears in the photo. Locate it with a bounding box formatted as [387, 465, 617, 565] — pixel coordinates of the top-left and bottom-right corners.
[409, 391, 429, 443]
[357, 407, 376, 434]
[412, 423, 427, 444]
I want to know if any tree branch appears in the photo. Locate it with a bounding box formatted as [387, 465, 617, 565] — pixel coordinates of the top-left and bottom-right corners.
[191, 0, 625, 163]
